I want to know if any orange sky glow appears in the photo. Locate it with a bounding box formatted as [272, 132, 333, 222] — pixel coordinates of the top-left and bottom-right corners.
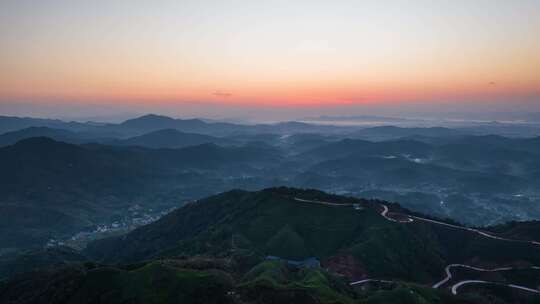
[1, 0, 539, 113]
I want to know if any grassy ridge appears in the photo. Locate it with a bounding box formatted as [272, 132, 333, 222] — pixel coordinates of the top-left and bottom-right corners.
[87, 188, 540, 284]
[239, 260, 356, 304]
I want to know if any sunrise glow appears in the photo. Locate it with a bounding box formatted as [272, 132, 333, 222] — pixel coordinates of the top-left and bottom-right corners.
[1, 0, 539, 112]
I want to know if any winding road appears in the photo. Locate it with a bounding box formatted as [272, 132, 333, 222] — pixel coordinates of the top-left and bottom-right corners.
[291, 198, 540, 246]
[293, 196, 540, 296]
[381, 204, 540, 295]
[380, 204, 414, 223]
[432, 264, 540, 295]
[432, 264, 514, 288]
[380, 204, 540, 246]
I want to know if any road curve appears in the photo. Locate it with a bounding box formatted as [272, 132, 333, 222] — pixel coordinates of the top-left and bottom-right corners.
[379, 204, 540, 246]
[293, 198, 540, 245]
[451, 280, 540, 295]
[433, 264, 525, 289]
[380, 205, 414, 223]
[293, 197, 351, 206]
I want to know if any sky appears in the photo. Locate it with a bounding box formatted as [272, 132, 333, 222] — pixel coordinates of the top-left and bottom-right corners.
[1, 0, 539, 121]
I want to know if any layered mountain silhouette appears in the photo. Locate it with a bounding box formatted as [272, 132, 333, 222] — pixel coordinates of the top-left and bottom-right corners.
[2, 114, 540, 303]
[0, 138, 282, 249]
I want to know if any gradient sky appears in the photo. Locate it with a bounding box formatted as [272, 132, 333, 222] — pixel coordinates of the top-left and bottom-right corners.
[1, 0, 539, 119]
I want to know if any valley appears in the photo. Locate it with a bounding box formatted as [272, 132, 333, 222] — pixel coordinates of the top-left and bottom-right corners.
[3, 115, 540, 255]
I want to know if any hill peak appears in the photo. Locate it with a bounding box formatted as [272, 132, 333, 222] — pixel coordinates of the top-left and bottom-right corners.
[13, 136, 62, 146]
[7, 137, 80, 153]
[121, 114, 176, 125]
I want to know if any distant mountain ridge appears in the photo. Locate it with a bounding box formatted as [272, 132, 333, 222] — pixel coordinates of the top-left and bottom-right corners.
[0, 127, 82, 146]
[3, 114, 540, 141]
[110, 114, 244, 136]
[348, 126, 465, 141]
[0, 137, 283, 251]
[0, 114, 470, 139]
[0, 126, 232, 148]
[0, 114, 343, 137]
[0, 115, 96, 134]
[116, 128, 232, 148]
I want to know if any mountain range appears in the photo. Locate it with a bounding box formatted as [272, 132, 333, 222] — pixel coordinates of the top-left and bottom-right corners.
[3, 114, 540, 140]
[0, 137, 282, 250]
[3, 126, 540, 253]
[2, 114, 540, 303]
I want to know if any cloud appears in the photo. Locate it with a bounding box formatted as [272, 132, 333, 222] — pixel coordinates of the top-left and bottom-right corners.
[213, 91, 232, 98]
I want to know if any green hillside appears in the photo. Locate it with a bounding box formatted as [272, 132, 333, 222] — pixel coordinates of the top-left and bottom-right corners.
[2, 257, 517, 304]
[87, 188, 540, 284]
[3, 187, 540, 303]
